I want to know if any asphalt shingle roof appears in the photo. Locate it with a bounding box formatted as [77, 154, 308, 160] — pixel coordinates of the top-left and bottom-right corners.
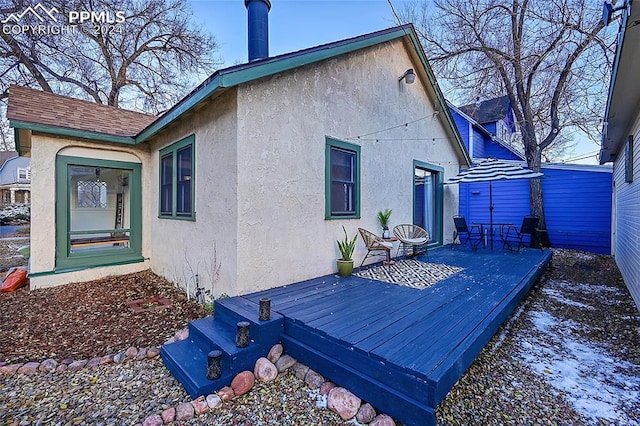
[7, 85, 157, 138]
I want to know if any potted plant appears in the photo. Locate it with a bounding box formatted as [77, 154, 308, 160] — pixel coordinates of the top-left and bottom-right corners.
[377, 209, 393, 238]
[336, 226, 358, 277]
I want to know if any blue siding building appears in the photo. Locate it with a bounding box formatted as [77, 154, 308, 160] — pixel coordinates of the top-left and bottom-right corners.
[450, 100, 612, 254]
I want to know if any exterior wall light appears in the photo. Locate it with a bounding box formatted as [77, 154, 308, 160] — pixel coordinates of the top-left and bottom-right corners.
[399, 68, 416, 84]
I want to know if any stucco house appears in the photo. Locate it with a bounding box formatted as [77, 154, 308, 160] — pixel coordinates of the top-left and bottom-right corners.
[449, 99, 612, 254]
[600, 0, 640, 310]
[7, 22, 470, 295]
[0, 152, 31, 205]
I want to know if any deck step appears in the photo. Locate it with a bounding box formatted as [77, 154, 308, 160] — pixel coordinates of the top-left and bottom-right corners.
[282, 335, 436, 426]
[162, 298, 285, 398]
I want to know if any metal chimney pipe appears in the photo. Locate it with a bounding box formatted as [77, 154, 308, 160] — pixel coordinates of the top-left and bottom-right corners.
[245, 0, 271, 62]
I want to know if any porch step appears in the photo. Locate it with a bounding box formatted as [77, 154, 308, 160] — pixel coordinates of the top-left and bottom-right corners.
[282, 335, 436, 426]
[161, 296, 285, 399]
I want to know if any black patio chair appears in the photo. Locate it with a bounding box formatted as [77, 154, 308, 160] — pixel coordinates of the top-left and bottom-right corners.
[503, 216, 541, 252]
[452, 216, 483, 250]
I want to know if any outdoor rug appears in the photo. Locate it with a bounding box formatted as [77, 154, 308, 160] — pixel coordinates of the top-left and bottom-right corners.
[355, 259, 464, 289]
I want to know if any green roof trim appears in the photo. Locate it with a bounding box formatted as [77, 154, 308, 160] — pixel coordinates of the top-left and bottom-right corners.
[10, 120, 136, 145]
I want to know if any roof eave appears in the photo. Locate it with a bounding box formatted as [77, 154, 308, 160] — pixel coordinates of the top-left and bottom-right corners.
[10, 120, 137, 146]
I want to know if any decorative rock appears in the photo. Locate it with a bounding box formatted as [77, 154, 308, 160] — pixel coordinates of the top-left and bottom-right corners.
[113, 352, 126, 364]
[290, 362, 309, 380]
[192, 395, 209, 415]
[67, 360, 88, 371]
[17, 362, 40, 375]
[267, 343, 283, 363]
[275, 354, 296, 372]
[217, 386, 235, 401]
[254, 357, 278, 382]
[39, 359, 58, 372]
[320, 381, 337, 395]
[370, 414, 395, 426]
[0, 361, 6, 367]
[136, 348, 148, 360]
[164, 336, 176, 345]
[56, 364, 68, 373]
[175, 328, 189, 341]
[142, 414, 163, 426]
[99, 354, 114, 365]
[327, 387, 362, 421]
[86, 357, 102, 368]
[356, 403, 377, 424]
[161, 407, 175, 423]
[175, 402, 195, 421]
[125, 347, 138, 359]
[61, 358, 74, 365]
[0, 363, 23, 376]
[231, 371, 255, 396]
[305, 368, 324, 389]
[147, 347, 161, 358]
[206, 394, 222, 410]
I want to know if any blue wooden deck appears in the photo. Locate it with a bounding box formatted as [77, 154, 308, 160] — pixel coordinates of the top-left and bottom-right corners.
[244, 246, 551, 425]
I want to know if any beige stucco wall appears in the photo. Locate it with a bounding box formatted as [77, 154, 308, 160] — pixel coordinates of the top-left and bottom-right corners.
[28, 136, 150, 289]
[234, 39, 463, 295]
[146, 90, 239, 298]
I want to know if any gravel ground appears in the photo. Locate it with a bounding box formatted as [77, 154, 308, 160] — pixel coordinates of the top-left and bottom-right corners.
[1, 248, 639, 425]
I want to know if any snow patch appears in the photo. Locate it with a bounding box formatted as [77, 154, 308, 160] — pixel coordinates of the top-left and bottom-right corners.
[542, 288, 595, 310]
[548, 280, 623, 296]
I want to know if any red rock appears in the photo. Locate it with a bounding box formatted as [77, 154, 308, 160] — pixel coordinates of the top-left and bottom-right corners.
[0, 363, 23, 376]
[147, 347, 161, 358]
[136, 348, 148, 360]
[67, 360, 88, 371]
[86, 357, 102, 368]
[206, 394, 222, 410]
[192, 395, 209, 415]
[356, 403, 377, 423]
[175, 402, 194, 421]
[125, 347, 138, 358]
[274, 354, 296, 372]
[161, 407, 175, 423]
[39, 359, 58, 372]
[370, 414, 395, 426]
[304, 369, 324, 389]
[327, 387, 361, 420]
[290, 362, 309, 380]
[267, 343, 283, 363]
[99, 354, 114, 365]
[217, 386, 235, 401]
[142, 414, 163, 426]
[17, 362, 40, 374]
[175, 328, 189, 341]
[56, 364, 68, 373]
[254, 357, 278, 382]
[320, 381, 337, 395]
[231, 371, 255, 396]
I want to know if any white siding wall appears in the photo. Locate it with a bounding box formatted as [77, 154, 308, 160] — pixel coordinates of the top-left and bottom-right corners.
[613, 113, 640, 309]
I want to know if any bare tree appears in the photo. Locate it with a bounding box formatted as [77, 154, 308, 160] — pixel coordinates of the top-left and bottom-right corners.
[401, 0, 613, 244]
[0, 0, 219, 149]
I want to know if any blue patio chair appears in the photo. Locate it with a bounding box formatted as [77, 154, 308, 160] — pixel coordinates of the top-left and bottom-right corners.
[503, 216, 541, 252]
[452, 216, 483, 250]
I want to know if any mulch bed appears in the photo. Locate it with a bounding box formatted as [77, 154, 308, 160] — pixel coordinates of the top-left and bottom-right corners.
[0, 270, 206, 364]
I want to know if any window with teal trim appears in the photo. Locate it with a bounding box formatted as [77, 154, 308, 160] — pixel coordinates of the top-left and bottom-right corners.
[325, 138, 360, 219]
[55, 156, 142, 270]
[625, 135, 634, 183]
[159, 135, 195, 219]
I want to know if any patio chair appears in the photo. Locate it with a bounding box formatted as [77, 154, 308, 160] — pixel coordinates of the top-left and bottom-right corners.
[503, 216, 541, 252]
[452, 216, 483, 250]
[358, 228, 394, 267]
[393, 224, 429, 257]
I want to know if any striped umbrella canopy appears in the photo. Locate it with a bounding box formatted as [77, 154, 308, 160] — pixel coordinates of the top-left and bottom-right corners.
[446, 158, 543, 249]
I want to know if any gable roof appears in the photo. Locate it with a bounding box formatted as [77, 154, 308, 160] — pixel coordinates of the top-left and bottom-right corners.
[600, 0, 640, 163]
[0, 151, 18, 168]
[7, 24, 470, 166]
[7, 85, 157, 144]
[459, 95, 511, 124]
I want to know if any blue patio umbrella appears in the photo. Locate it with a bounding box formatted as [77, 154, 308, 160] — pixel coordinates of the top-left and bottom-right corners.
[445, 158, 543, 249]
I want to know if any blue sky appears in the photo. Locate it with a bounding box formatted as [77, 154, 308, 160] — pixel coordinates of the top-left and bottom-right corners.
[189, 0, 407, 66]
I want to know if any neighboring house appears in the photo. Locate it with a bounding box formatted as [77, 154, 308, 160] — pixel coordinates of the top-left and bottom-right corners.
[449, 100, 612, 254]
[600, 0, 640, 309]
[0, 153, 31, 205]
[7, 22, 470, 294]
